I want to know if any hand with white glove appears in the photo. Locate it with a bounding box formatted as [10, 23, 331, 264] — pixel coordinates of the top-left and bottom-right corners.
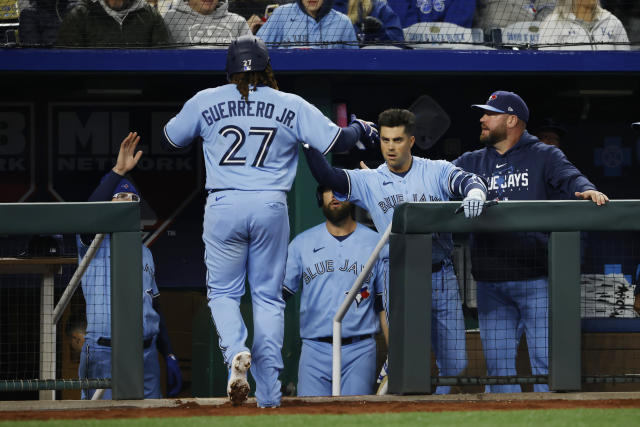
[460, 188, 486, 218]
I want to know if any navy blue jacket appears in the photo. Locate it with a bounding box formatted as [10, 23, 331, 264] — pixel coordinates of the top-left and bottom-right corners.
[453, 131, 596, 281]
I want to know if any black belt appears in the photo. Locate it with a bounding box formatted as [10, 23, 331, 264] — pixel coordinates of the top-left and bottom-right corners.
[208, 188, 233, 194]
[97, 337, 153, 349]
[313, 334, 373, 345]
[432, 260, 444, 273]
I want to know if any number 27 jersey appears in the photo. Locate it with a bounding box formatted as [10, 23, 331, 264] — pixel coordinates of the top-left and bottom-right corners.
[164, 84, 340, 191]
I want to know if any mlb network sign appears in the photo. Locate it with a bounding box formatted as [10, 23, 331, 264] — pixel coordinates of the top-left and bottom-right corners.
[48, 104, 202, 238]
[0, 104, 34, 202]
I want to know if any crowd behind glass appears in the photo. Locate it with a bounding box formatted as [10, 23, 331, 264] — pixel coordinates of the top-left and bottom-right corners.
[0, 0, 636, 49]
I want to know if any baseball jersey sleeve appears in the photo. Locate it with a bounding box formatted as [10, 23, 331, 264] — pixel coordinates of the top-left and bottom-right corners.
[164, 95, 202, 149]
[283, 237, 302, 297]
[295, 99, 341, 155]
[373, 256, 385, 298]
[437, 160, 459, 199]
[335, 168, 371, 205]
[149, 251, 160, 298]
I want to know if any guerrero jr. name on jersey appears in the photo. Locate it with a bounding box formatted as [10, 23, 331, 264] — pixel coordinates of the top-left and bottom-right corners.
[302, 258, 374, 285]
[378, 193, 442, 214]
[201, 100, 296, 129]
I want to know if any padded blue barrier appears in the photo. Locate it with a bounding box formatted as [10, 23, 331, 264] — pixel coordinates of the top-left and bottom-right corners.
[1, 49, 640, 72]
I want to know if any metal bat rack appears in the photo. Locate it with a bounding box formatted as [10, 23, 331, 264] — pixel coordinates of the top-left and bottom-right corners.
[332, 224, 392, 396]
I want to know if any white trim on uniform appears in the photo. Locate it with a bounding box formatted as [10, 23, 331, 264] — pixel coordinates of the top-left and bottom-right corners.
[163, 125, 182, 149]
[322, 128, 342, 156]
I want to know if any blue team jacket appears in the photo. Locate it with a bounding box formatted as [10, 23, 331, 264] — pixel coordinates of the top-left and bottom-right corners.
[387, 0, 475, 28]
[453, 131, 596, 281]
[257, 0, 358, 48]
[332, 0, 404, 42]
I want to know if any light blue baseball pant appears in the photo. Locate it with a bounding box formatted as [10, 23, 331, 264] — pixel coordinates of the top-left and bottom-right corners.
[431, 263, 467, 394]
[383, 260, 467, 394]
[204, 190, 288, 408]
[78, 336, 161, 399]
[298, 337, 376, 396]
[477, 278, 549, 393]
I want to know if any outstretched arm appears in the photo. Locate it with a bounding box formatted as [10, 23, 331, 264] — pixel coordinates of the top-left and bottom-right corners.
[330, 116, 379, 153]
[449, 169, 488, 219]
[302, 146, 350, 195]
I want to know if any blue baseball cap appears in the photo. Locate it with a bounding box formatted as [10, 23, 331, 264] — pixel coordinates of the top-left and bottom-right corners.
[632, 122, 640, 131]
[113, 178, 139, 197]
[472, 91, 530, 123]
[101, 172, 139, 197]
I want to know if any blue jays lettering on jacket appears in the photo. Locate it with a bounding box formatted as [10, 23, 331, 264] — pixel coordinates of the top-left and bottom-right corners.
[386, 0, 475, 28]
[332, 0, 404, 42]
[453, 131, 596, 281]
[256, 0, 358, 48]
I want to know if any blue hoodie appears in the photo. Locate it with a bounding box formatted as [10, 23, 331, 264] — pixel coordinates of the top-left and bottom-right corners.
[387, 0, 475, 28]
[453, 131, 596, 282]
[257, 0, 358, 48]
[332, 0, 404, 42]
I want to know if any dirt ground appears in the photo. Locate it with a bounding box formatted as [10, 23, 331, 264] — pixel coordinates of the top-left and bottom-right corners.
[1, 398, 640, 421]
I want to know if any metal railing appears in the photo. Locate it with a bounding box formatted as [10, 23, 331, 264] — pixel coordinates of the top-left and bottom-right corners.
[0, 202, 143, 400]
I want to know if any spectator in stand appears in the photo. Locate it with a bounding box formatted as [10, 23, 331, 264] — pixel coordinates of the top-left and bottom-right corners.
[228, 0, 284, 34]
[538, 0, 629, 50]
[164, 0, 250, 45]
[257, 0, 358, 48]
[19, 0, 77, 46]
[473, 0, 555, 31]
[333, 0, 403, 43]
[56, 0, 171, 47]
[387, 0, 476, 29]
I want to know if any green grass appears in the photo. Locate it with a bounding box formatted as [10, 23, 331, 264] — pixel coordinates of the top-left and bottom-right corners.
[2, 409, 640, 427]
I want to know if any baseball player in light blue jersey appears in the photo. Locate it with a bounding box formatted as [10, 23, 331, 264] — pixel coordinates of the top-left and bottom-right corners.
[304, 108, 489, 394]
[283, 186, 386, 396]
[78, 133, 182, 400]
[162, 35, 378, 407]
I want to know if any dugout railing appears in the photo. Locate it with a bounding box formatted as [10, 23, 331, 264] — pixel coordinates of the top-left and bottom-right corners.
[388, 200, 640, 395]
[0, 202, 144, 400]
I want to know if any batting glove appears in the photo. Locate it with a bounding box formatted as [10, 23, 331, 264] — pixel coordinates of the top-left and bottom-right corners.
[166, 354, 183, 397]
[460, 188, 486, 219]
[350, 114, 379, 148]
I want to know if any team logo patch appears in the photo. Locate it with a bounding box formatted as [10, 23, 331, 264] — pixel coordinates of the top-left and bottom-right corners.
[489, 94, 498, 101]
[347, 286, 371, 307]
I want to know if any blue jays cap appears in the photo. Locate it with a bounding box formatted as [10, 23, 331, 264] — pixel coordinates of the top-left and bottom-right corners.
[472, 91, 530, 123]
[632, 122, 640, 131]
[100, 172, 139, 197]
[113, 178, 139, 197]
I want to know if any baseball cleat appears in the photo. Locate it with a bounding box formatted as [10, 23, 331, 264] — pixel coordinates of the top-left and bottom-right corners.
[227, 351, 251, 406]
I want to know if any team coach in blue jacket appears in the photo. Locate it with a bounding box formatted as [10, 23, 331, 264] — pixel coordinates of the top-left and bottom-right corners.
[453, 91, 609, 393]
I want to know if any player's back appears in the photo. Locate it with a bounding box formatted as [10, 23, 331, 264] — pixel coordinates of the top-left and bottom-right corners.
[178, 84, 339, 192]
